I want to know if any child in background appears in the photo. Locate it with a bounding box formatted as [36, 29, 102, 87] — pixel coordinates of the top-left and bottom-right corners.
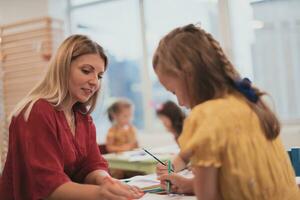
[106, 99, 138, 153]
[154, 24, 300, 199]
[156, 101, 186, 143]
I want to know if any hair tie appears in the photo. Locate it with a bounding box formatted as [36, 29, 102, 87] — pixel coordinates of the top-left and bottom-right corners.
[233, 78, 258, 103]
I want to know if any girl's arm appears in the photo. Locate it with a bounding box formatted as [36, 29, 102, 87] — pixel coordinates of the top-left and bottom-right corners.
[192, 166, 222, 200]
[156, 155, 187, 177]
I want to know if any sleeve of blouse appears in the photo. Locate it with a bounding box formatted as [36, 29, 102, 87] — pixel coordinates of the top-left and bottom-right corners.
[178, 109, 227, 168]
[73, 117, 109, 182]
[23, 101, 70, 198]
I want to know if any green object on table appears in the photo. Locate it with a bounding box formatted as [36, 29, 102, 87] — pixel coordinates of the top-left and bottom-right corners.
[166, 160, 173, 193]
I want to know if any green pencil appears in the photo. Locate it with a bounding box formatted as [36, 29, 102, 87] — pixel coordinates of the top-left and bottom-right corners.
[166, 160, 172, 193]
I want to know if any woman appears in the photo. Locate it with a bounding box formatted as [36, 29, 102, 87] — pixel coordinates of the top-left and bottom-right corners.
[0, 35, 143, 200]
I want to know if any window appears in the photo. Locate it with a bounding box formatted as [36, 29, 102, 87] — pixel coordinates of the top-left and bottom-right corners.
[70, 0, 144, 142]
[230, 0, 300, 122]
[69, 0, 220, 140]
[250, 0, 300, 121]
[143, 0, 220, 130]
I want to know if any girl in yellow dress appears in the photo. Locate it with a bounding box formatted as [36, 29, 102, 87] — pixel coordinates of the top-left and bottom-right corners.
[154, 24, 299, 200]
[106, 99, 138, 153]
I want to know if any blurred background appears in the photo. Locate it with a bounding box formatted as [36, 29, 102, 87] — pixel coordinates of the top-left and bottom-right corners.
[1, 0, 300, 169]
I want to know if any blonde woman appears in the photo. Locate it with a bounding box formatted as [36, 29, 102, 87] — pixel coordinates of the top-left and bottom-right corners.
[0, 35, 143, 200]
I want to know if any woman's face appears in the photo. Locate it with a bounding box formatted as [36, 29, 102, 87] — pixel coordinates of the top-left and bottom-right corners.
[69, 53, 105, 103]
[156, 70, 190, 108]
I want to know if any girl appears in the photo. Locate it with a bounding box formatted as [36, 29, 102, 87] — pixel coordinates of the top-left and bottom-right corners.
[106, 99, 138, 153]
[156, 100, 186, 143]
[154, 24, 299, 199]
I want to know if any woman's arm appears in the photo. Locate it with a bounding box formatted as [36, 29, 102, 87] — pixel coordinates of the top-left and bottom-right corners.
[83, 169, 143, 197]
[84, 169, 110, 185]
[47, 180, 142, 200]
[47, 182, 104, 200]
[192, 166, 222, 200]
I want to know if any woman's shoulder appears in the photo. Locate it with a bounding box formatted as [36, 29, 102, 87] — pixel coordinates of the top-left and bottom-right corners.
[27, 99, 57, 119]
[33, 99, 55, 110]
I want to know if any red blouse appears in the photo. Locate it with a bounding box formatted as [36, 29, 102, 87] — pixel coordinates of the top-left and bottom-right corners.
[0, 99, 108, 200]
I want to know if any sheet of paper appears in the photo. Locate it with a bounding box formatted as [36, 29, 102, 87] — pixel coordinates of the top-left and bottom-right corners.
[126, 174, 160, 188]
[137, 193, 197, 200]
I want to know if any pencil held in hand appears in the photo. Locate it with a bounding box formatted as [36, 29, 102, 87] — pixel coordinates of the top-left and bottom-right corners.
[166, 160, 173, 193]
[142, 148, 174, 172]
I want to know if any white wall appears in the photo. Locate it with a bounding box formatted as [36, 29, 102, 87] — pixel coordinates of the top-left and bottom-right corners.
[0, 0, 69, 170]
[0, 0, 69, 26]
[281, 125, 300, 149]
[0, 0, 48, 25]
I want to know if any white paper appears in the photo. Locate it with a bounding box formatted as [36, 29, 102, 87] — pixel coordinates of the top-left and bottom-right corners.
[125, 174, 160, 188]
[137, 193, 197, 200]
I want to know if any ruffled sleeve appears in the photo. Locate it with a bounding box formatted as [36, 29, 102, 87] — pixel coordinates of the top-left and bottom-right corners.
[178, 106, 227, 168]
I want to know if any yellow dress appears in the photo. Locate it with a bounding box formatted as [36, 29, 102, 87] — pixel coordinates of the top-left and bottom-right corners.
[178, 94, 299, 200]
[106, 125, 137, 150]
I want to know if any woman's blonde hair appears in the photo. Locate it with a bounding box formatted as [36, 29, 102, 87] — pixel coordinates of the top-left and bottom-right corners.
[10, 34, 108, 121]
[153, 24, 280, 140]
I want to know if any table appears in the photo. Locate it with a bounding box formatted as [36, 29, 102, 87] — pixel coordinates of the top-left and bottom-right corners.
[103, 145, 179, 174]
[139, 193, 196, 200]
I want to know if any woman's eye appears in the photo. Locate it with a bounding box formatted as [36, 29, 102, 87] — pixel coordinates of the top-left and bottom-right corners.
[98, 75, 103, 80]
[81, 69, 90, 74]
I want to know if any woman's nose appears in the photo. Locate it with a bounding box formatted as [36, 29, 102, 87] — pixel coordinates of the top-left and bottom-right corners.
[89, 74, 98, 85]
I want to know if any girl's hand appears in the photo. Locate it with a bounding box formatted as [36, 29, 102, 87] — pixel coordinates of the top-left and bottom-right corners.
[158, 173, 194, 195]
[156, 162, 168, 176]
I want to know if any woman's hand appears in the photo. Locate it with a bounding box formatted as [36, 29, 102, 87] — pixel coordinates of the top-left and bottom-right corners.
[158, 173, 194, 195]
[98, 176, 144, 199]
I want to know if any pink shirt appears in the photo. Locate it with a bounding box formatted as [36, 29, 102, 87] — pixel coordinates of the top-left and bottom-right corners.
[0, 99, 108, 200]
